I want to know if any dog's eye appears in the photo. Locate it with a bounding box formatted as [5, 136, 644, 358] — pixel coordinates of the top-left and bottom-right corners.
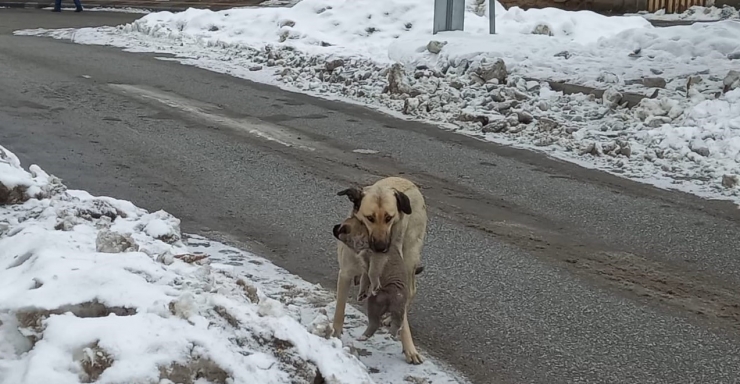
[385, 215, 393, 223]
[366, 216, 375, 223]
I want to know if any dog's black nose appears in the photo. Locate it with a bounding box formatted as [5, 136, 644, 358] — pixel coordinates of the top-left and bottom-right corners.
[370, 240, 390, 253]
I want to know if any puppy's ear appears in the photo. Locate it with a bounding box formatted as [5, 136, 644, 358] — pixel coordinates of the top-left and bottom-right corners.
[394, 190, 412, 215]
[332, 223, 344, 239]
[337, 187, 364, 211]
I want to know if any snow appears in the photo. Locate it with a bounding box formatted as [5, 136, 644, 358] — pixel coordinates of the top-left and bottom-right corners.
[12, 0, 740, 204]
[629, 5, 740, 21]
[0, 144, 469, 384]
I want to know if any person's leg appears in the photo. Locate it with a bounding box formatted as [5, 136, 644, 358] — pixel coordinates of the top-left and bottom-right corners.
[73, 0, 83, 11]
[52, 0, 62, 12]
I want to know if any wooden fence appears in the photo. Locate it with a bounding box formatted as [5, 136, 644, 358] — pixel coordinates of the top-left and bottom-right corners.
[646, 0, 706, 13]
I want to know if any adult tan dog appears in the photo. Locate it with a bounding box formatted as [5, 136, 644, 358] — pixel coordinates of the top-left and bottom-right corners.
[332, 176, 427, 364]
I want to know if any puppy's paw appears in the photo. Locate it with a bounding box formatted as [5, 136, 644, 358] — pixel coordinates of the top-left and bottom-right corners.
[380, 313, 392, 327]
[356, 335, 369, 341]
[370, 286, 380, 296]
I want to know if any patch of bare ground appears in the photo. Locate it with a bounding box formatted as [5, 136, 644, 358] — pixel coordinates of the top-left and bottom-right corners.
[159, 358, 230, 384]
[15, 300, 137, 344]
[0, 183, 28, 205]
[236, 278, 260, 304]
[75, 342, 114, 383]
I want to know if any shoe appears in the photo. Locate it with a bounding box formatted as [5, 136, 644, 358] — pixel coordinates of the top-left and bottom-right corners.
[51, 8, 61, 12]
[75, 7, 83, 12]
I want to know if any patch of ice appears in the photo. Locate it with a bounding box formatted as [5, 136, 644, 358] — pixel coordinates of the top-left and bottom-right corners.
[352, 149, 379, 154]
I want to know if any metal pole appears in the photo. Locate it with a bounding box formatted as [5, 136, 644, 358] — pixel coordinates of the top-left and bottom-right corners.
[451, 0, 464, 31]
[433, 0, 447, 34]
[489, 0, 496, 34]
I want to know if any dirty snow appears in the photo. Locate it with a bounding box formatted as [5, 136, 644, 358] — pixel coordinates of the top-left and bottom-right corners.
[13, 0, 740, 203]
[629, 5, 740, 21]
[0, 144, 468, 384]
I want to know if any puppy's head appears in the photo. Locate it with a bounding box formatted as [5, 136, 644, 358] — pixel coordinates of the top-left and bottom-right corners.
[332, 216, 370, 253]
[338, 185, 411, 253]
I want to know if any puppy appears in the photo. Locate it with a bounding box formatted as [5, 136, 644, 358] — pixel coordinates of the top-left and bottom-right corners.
[334, 216, 407, 340]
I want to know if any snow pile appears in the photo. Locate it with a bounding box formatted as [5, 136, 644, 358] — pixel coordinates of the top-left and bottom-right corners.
[0, 145, 64, 204]
[0, 148, 374, 384]
[636, 88, 740, 189]
[631, 5, 740, 21]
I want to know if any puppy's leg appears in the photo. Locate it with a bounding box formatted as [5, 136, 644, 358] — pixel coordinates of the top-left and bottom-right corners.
[357, 273, 370, 302]
[332, 271, 353, 338]
[399, 309, 423, 364]
[358, 296, 383, 341]
[368, 259, 383, 296]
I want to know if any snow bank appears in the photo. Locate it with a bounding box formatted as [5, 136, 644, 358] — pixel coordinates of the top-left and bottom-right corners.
[0, 147, 373, 384]
[13, 0, 740, 202]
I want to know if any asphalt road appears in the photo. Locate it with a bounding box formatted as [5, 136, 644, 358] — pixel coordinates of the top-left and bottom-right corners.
[2, 9, 740, 384]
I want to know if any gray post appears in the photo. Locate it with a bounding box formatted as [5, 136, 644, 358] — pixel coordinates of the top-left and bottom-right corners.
[433, 0, 465, 34]
[489, 0, 496, 34]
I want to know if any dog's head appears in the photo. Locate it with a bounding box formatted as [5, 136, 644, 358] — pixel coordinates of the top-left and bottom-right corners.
[332, 216, 370, 253]
[337, 185, 411, 253]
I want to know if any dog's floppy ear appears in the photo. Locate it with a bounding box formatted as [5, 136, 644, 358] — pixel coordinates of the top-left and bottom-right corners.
[394, 190, 412, 215]
[337, 187, 364, 211]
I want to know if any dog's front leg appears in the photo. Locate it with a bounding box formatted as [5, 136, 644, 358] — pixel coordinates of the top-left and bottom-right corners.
[332, 271, 353, 338]
[399, 310, 424, 364]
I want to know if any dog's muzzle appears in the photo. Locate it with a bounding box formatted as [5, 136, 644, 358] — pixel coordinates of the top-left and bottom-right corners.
[369, 239, 390, 253]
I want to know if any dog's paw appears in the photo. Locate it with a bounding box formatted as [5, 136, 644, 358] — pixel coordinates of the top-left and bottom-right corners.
[404, 349, 424, 365]
[356, 335, 370, 341]
[331, 326, 343, 339]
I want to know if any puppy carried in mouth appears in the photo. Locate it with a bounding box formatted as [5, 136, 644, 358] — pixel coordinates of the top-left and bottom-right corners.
[333, 216, 407, 340]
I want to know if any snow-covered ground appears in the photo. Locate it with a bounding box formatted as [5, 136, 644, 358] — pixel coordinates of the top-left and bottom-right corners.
[13, 0, 740, 203]
[629, 5, 740, 21]
[0, 144, 468, 384]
